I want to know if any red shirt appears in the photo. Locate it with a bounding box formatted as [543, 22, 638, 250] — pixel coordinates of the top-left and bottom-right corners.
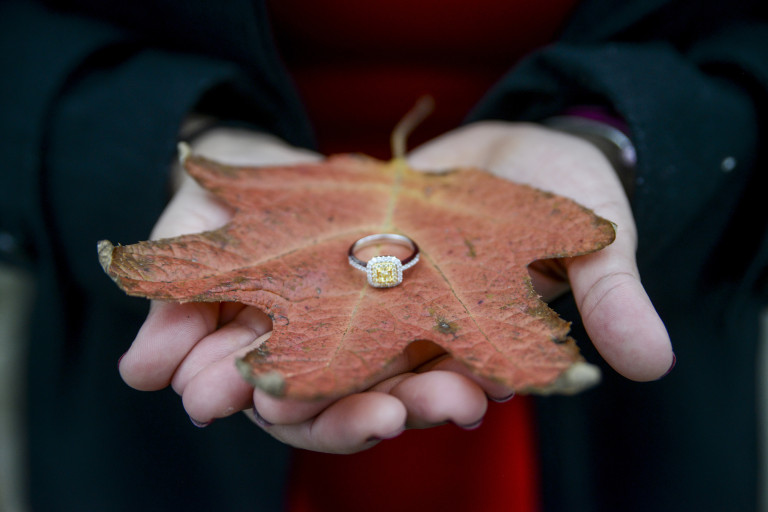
[268, 2, 579, 510]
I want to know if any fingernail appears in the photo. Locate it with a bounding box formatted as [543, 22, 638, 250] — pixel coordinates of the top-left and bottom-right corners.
[251, 407, 273, 428]
[490, 392, 515, 403]
[457, 419, 483, 431]
[189, 416, 212, 428]
[663, 354, 677, 377]
[366, 426, 405, 443]
[117, 352, 126, 370]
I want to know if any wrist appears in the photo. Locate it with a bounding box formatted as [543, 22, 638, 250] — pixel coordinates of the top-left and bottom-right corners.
[542, 113, 636, 198]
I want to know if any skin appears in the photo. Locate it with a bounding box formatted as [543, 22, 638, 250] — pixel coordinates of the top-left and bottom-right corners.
[118, 122, 674, 454]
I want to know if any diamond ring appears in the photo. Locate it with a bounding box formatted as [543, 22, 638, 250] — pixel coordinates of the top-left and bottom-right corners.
[348, 234, 420, 288]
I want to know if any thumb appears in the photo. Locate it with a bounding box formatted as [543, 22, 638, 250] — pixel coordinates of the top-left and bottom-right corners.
[151, 173, 234, 240]
[566, 230, 674, 381]
[152, 129, 321, 241]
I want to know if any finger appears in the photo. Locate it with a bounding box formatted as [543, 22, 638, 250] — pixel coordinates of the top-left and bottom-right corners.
[181, 346, 262, 424]
[171, 306, 272, 394]
[190, 128, 322, 167]
[151, 176, 234, 240]
[540, 141, 675, 381]
[370, 371, 488, 429]
[250, 361, 492, 432]
[119, 301, 218, 391]
[566, 237, 673, 381]
[387, 371, 487, 429]
[251, 388, 336, 426]
[246, 392, 407, 454]
[417, 355, 515, 402]
[249, 339, 445, 426]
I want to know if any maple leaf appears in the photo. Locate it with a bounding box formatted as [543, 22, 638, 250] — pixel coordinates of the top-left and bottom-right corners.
[99, 152, 614, 399]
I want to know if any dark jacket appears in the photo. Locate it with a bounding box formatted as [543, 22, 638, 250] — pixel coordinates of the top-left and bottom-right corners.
[1, 0, 766, 510]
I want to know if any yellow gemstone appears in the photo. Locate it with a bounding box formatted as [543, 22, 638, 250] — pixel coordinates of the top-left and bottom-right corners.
[372, 261, 397, 285]
[367, 257, 402, 287]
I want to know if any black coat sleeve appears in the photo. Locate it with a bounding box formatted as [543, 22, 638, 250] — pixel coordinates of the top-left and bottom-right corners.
[473, 2, 768, 280]
[0, 2, 303, 510]
[468, 2, 768, 511]
[0, 0, 312, 292]
[470, 4, 767, 276]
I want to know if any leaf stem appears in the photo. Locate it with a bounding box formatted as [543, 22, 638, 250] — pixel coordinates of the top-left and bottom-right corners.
[390, 96, 435, 161]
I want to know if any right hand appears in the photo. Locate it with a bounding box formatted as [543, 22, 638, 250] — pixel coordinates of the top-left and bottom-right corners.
[118, 128, 511, 454]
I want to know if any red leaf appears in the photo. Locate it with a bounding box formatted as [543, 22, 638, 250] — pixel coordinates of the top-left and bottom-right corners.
[99, 153, 614, 398]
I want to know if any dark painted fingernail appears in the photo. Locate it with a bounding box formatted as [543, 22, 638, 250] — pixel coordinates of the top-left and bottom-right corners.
[457, 419, 483, 431]
[662, 354, 677, 377]
[189, 416, 212, 428]
[490, 392, 515, 403]
[251, 407, 273, 428]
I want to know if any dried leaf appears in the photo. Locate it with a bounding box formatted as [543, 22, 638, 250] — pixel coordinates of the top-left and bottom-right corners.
[99, 153, 614, 399]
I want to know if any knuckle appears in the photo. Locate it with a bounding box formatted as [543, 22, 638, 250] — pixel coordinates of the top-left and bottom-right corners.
[578, 270, 638, 322]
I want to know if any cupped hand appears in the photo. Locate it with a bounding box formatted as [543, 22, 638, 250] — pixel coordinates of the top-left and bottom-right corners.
[120, 121, 673, 455]
[408, 121, 674, 382]
[118, 127, 510, 454]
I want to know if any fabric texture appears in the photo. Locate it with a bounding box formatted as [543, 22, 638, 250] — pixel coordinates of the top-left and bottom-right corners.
[1, 0, 766, 511]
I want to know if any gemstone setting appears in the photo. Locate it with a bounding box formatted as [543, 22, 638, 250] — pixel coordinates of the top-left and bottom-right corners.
[366, 256, 403, 288]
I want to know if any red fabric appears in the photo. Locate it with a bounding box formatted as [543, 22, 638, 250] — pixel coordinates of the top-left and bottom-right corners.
[285, 399, 541, 512]
[269, 0, 579, 159]
[268, 1, 579, 510]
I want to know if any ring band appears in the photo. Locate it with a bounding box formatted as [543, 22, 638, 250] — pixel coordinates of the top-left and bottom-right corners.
[348, 234, 420, 288]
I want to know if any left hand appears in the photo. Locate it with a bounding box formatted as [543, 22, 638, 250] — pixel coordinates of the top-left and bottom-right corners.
[408, 121, 674, 381]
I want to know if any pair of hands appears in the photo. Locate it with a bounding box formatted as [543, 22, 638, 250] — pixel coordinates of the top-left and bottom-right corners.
[118, 121, 674, 454]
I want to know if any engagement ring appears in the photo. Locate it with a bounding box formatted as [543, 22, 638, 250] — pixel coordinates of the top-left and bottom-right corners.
[348, 234, 420, 288]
